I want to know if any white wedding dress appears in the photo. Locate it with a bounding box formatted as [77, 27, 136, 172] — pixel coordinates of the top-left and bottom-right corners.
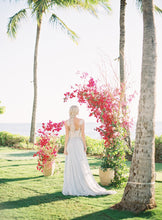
[62, 118, 116, 196]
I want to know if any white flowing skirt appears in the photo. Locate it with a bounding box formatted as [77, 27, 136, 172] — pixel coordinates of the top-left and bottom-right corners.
[62, 137, 116, 196]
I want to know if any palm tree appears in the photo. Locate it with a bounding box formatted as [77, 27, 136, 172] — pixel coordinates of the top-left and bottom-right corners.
[113, 0, 157, 213]
[119, 0, 161, 149]
[7, 0, 111, 143]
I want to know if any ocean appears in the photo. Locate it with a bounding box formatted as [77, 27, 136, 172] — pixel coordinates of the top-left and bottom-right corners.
[0, 122, 162, 140]
[0, 122, 101, 140]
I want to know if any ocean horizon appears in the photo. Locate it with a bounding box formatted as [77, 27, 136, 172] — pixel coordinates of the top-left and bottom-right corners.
[0, 121, 162, 140]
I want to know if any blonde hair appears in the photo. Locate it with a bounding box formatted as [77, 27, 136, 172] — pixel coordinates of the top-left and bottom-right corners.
[69, 105, 79, 118]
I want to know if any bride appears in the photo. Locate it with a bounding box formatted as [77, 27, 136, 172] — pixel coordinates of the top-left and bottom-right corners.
[62, 105, 116, 196]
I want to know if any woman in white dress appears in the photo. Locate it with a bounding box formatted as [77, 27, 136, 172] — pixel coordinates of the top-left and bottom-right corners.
[62, 105, 116, 196]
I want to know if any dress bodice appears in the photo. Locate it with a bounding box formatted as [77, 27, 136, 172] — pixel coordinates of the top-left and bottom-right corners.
[67, 118, 83, 138]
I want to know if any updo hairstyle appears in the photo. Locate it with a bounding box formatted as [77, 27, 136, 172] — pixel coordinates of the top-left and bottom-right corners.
[69, 105, 79, 118]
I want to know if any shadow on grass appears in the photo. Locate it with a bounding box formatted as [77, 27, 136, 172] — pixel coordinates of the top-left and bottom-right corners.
[156, 180, 162, 183]
[3, 151, 36, 158]
[0, 176, 43, 184]
[0, 191, 71, 210]
[0, 191, 119, 211]
[71, 207, 156, 220]
[0, 163, 36, 168]
[88, 162, 100, 167]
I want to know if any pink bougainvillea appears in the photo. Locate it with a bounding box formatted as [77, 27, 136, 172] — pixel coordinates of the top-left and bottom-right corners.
[33, 120, 64, 172]
[64, 73, 133, 147]
[64, 72, 135, 186]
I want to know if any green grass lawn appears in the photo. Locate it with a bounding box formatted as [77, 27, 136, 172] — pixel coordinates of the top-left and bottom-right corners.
[0, 146, 162, 220]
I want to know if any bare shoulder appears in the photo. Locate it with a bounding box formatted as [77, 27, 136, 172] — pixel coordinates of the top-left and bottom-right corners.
[65, 119, 69, 126]
[78, 118, 84, 125]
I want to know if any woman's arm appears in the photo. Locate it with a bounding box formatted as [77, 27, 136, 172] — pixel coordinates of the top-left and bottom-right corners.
[81, 120, 87, 152]
[64, 121, 69, 155]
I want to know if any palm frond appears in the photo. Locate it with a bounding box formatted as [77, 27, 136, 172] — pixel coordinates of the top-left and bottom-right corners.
[50, 0, 67, 6]
[74, 0, 111, 15]
[49, 0, 96, 16]
[136, 0, 162, 15]
[136, 0, 142, 12]
[7, 9, 27, 38]
[99, 1, 111, 13]
[27, 0, 33, 7]
[30, 0, 50, 14]
[29, 0, 51, 25]
[154, 5, 162, 15]
[49, 13, 79, 44]
[50, 0, 111, 16]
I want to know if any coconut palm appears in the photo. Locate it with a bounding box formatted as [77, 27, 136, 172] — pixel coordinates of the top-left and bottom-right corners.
[113, 0, 157, 212]
[119, 0, 161, 149]
[7, 0, 111, 143]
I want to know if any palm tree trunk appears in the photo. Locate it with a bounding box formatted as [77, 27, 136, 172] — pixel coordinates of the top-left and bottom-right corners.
[119, 0, 132, 149]
[113, 0, 157, 213]
[119, 0, 126, 84]
[29, 19, 42, 143]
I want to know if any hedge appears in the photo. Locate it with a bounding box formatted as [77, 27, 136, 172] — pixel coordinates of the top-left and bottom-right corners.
[0, 131, 34, 149]
[57, 135, 104, 156]
[0, 131, 161, 162]
[155, 135, 162, 163]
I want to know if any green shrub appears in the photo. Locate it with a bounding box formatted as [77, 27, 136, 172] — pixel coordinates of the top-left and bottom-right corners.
[57, 135, 104, 155]
[155, 135, 162, 163]
[155, 135, 162, 147]
[125, 140, 134, 160]
[1, 131, 161, 163]
[86, 136, 104, 156]
[58, 135, 65, 153]
[0, 131, 34, 149]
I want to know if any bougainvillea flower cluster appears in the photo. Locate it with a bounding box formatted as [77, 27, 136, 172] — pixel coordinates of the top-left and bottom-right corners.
[64, 73, 133, 146]
[64, 72, 135, 186]
[33, 120, 64, 172]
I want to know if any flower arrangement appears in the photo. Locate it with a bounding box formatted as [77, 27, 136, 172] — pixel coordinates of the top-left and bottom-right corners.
[64, 72, 135, 186]
[33, 120, 64, 172]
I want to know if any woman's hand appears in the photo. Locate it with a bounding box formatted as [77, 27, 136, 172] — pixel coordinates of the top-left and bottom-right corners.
[84, 146, 87, 152]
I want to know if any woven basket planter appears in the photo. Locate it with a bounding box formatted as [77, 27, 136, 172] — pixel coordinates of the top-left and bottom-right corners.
[43, 160, 55, 176]
[99, 168, 114, 186]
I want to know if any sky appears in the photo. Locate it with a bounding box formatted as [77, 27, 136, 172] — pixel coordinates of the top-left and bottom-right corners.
[0, 0, 162, 124]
